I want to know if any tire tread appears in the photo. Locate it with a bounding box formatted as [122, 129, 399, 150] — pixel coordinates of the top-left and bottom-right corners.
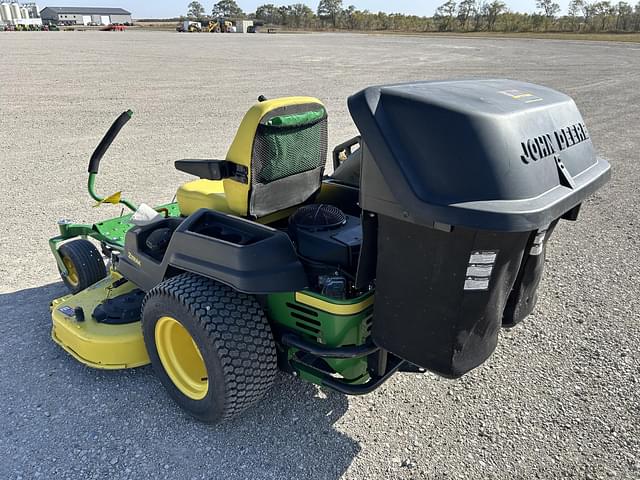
[142, 273, 277, 421]
[58, 239, 107, 293]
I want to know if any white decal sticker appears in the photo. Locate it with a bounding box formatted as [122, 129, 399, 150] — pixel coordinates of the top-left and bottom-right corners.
[464, 250, 498, 291]
[530, 229, 547, 256]
[469, 251, 497, 264]
[464, 278, 490, 291]
[466, 265, 493, 277]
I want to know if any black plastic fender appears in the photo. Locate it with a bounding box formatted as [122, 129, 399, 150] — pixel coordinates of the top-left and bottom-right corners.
[118, 209, 308, 293]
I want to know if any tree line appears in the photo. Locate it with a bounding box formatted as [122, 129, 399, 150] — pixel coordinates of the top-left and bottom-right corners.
[186, 0, 640, 32]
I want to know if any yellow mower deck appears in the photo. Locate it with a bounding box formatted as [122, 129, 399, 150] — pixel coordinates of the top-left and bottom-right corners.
[50, 272, 149, 370]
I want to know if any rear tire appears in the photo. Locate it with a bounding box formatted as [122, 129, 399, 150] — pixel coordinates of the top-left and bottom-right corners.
[141, 273, 277, 423]
[57, 239, 107, 293]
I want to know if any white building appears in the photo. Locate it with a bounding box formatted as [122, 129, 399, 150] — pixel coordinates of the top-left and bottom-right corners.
[39, 6, 131, 25]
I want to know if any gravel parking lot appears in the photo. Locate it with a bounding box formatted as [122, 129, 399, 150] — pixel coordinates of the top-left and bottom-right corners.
[0, 31, 638, 479]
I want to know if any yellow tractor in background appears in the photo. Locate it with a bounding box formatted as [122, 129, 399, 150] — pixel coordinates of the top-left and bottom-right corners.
[206, 18, 233, 32]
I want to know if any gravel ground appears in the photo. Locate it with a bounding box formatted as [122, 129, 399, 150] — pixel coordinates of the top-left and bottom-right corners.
[1, 31, 639, 480]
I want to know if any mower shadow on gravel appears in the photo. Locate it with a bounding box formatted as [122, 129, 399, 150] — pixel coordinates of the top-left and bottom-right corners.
[0, 282, 359, 479]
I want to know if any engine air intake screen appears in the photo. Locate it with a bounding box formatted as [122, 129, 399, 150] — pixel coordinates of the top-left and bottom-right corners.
[289, 204, 347, 231]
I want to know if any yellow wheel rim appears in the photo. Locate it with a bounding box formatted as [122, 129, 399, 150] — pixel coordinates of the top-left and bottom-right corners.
[155, 316, 208, 400]
[62, 256, 79, 287]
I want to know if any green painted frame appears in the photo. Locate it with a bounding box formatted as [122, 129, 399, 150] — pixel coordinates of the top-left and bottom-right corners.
[49, 203, 181, 276]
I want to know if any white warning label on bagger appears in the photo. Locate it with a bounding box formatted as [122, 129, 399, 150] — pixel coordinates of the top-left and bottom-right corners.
[466, 265, 494, 277]
[464, 250, 498, 291]
[529, 229, 548, 256]
[464, 278, 491, 290]
[469, 251, 497, 264]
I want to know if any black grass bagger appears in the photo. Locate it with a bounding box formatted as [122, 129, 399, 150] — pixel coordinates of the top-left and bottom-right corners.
[49, 80, 610, 423]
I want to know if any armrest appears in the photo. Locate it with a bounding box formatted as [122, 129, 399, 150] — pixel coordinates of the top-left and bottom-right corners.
[175, 159, 248, 183]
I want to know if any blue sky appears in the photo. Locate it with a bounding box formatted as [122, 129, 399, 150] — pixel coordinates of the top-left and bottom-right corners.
[44, 0, 571, 18]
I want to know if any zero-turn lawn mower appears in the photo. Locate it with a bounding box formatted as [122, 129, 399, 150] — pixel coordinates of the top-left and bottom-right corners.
[49, 80, 610, 423]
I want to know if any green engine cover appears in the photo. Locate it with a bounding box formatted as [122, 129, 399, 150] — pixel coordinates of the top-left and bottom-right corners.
[266, 290, 374, 384]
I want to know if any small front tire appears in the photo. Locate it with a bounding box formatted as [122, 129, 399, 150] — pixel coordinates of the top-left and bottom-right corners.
[57, 239, 107, 293]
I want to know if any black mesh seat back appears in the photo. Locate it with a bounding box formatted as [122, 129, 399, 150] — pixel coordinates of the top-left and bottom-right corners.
[249, 103, 327, 217]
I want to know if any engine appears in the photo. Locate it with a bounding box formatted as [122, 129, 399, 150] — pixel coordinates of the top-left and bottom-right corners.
[288, 204, 362, 299]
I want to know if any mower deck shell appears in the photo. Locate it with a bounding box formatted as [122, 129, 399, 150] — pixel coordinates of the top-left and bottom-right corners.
[50, 272, 149, 369]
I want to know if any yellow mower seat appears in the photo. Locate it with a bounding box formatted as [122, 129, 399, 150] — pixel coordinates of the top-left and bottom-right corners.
[176, 179, 231, 216]
[175, 96, 328, 218]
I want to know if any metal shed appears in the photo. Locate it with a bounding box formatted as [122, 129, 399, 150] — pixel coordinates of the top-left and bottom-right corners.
[39, 6, 131, 25]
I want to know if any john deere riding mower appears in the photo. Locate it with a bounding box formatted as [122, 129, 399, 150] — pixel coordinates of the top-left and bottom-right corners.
[49, 80, 610, 423]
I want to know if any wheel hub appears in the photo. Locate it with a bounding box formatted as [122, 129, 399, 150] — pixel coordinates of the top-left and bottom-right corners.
[62, 256, 79, 286]
[155, 316, 208, 400]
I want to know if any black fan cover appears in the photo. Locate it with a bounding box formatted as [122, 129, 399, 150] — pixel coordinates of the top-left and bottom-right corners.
[289, 204, 347, 232]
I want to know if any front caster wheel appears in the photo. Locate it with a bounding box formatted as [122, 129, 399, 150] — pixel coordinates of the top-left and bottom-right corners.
[57, 239, 107, 293]
[141, 273, 277, 423]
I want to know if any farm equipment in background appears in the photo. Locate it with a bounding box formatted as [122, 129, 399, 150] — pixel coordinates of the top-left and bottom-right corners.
[176, 18, 236, 33]
[206, 18, 233, 32]
[5, 22, 59, 31]
[17, 23, 43, 31]
[176, 20, 202, 32]
[101, 24, 126, 31]
[48, 80, 610, 424]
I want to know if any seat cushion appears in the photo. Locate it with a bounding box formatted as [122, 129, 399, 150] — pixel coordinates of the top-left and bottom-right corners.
[176, 179, 231, 216]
